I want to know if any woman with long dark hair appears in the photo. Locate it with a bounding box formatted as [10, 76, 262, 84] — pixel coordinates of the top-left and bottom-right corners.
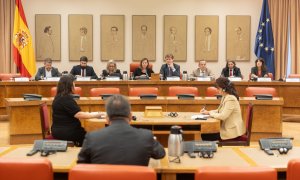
[200, 77, 245, 141]
[250, 58, 269, 79]
[51, 74, 102, 146]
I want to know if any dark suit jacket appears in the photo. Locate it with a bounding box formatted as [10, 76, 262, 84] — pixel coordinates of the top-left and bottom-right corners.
[251, 67, 269, 77]
[70, 65, 98, 79]
[102, 69, 122, 79]
[35, 67, 61, 80]
[221, 67, 242, 78]
[133, 67, 154, 79]
[77, 120, 165, 166]
[159, 63, 180, 80]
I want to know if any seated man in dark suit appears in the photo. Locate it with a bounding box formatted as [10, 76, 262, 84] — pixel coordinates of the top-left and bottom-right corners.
[220, 60, 243, 78]
[35, 58, 61, 80]
[77, 94, 165, 166]
[159, 53, 180, 80]
[70, 56, 98, 79]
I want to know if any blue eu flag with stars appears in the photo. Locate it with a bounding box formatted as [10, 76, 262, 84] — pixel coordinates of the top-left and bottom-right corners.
[254, 0, 275, 77]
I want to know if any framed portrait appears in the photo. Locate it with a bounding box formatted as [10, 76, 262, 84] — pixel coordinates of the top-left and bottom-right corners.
[35, 14, 61, 61]
[195, 15, 219, 62]
[101, 15, 125, 61]
[164, 15, 187, 61]
[68, 14, 93, 61]
[132, 15, 156, 61]
[226, 15, 251, 61]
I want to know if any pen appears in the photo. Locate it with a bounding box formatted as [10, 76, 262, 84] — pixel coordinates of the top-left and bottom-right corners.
[201, 105, 206, 111]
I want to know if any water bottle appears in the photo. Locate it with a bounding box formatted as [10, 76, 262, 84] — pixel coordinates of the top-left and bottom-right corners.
[168, 125, 183, 157]
[182, 71, 188, 81]
[122, 71, 128, 81]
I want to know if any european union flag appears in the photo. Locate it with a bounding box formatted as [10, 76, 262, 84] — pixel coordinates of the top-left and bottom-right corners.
[254, 0, 275, 77]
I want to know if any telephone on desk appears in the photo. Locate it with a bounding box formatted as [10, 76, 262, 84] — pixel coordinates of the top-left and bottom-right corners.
[27, 140, 68, 157]
[259, 138, 293, 155]
[183, 141, 217, 158]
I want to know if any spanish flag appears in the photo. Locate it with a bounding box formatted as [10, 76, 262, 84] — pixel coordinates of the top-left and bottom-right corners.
[13, 0, 36, 78]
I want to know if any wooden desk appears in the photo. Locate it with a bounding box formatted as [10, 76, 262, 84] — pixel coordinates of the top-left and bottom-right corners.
[239, 146, 300, 172]
[0, 145, 80, 172]
[0, 80, 298, 115]
[5, 97, 283, 144]
[83, 112, 220, 147]
[2, 145, 298, 180]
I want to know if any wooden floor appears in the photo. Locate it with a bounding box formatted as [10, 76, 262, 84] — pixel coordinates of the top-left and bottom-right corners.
[0, 121, 300, 146]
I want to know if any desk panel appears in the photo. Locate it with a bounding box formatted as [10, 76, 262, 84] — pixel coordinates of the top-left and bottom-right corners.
[0, 146, 80, 173]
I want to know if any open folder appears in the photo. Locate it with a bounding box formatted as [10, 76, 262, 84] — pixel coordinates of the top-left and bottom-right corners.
[191, 114, 210, 120]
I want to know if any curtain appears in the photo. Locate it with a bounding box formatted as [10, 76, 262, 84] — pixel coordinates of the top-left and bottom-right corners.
[0, 0, 16, 73]
[268, 0, 289, 79]
[290, 0, 300, 73]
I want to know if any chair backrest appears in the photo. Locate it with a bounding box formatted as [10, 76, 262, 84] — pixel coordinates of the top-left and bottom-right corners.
[287, 158, 300, 180]
[206, 87, 219, 97]
[168, 86, 199, 96]
[244, 103, 253, 144]
[0, 73, 21, 81]
[218, 103, 253, 146]
[245, 87, 277, 97]
[288, 74, 300, 78]
[69, 164, 156, 180]
[129, 87, 158, 96]
[39, 102, 52, 139]
[129, 62, 153, 74]
[50, 87, 82, 97]
[0, 158, 53, 180]
[195, 166, 277, 180]
[90, 88, 120, 97]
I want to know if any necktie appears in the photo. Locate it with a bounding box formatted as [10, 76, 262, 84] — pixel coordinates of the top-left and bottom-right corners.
[229, 70, 233, 77]
[81, 69, 85, 77]
[168, 67, 172, 77]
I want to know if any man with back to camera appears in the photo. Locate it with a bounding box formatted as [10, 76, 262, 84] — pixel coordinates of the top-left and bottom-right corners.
[35, 58, 61, 80]
[159, 53, 180, 80]
[70, 56, 98, 79]
[77, 94, 165, 166]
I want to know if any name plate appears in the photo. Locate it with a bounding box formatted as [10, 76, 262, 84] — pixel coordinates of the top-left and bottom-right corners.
[285, 78, 300, 82]
[257, 77, 272, 82]
[196, 77, 211, 81]
[166, 76, 180, 81]
[105, 76, 120, 81]
[14, 77, 29, 82]
[228, 77, 242, 81]
[44, 77, 60, 81]
[76, 77, 91, 81]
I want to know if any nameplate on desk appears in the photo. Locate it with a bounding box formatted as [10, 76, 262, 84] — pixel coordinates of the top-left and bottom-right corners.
[285, 78, 300, 82]
[257, 77, 272, 82]
[76, 77, 91, 81]
[228, 77, 242, 81]
[44, 77, 60, 81]
[166, 76, 180, 81]
[196, 77, 211, 81]
[14, 77, 29, 82]
[105, 76, 120, 81]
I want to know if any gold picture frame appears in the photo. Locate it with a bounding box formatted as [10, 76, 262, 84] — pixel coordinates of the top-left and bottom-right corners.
[68, 14, 93, 61]
[132, 15, 156, 62]
[226, 15, 251, 61]
[163, 15, 187, 61]
[101, 15, 125, 61]
[35, 14, 61, 61]
[195, 15, 219, 61]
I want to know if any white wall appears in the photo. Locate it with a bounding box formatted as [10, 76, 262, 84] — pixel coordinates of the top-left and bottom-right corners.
[23, 0, 262, 78]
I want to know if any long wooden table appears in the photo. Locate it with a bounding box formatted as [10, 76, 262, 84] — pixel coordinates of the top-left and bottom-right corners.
[5, 96, 283, 144]
[1, 145, 300, 180]
[0, 80, 298, 115]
